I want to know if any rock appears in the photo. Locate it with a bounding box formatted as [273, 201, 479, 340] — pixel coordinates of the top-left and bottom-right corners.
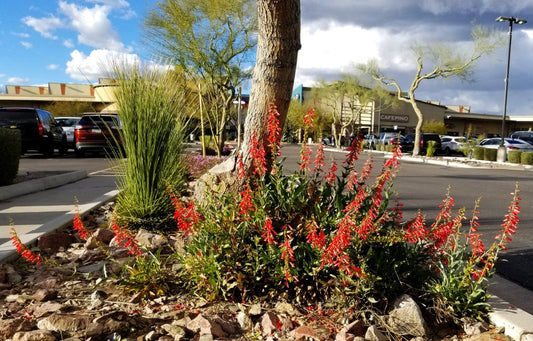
[387, 294, 428, 337]
[336, 320, 365, 341]
[274, 302, 300, 316]
[135, 229, 168, 251]
[38, 232, 77, 252]
[0, 319, 36, 339]
[236, 311, 253, 330]
[1, 264, 22, 283]
[161, 324, 187, 340]
[186, 314, 226, 338]
[261, 312, 280, 337]
[33, 288, 58, 302]
[248, 303, 262, 316]
[193, 154, 239, 206]
[93, 228, 115, 243]
[462, 317, 489, 336]
[291, 325, 320, 340]
[365, 325, 387, 341]
[33, 302, 64, 318]
[37, 313, 90, 332]
[12, 330, 56, 341]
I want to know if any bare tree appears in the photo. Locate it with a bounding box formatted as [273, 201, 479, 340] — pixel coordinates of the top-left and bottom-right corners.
[360, 26, 503, 155]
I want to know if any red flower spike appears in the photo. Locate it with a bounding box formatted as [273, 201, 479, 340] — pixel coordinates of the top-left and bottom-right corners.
[267, 104, 282, 158]
[313, 144, 325, 172]
[10, 228, 42, 265]
[262, 217, 277, 245]
[303, 108, 315, 128]
[72, 203, 91, 240]
[325, 161, 338, 186]
[238, 184, 255, 220]
[250, 134, 267, 177]
[300, 145, 312, 172]
[110, 219, 143, 258]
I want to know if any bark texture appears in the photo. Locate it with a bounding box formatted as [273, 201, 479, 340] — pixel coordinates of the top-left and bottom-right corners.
[241, 0, 301, 168]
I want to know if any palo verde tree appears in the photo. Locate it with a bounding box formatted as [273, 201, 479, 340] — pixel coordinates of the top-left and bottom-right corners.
[313, 76, 396, 149]
[240, 0, 301, 172]
[360, 26, 502, 155]
[144, 0, 257, 156]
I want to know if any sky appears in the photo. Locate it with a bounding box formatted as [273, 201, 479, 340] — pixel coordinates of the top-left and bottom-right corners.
[1, 1, 533, 116]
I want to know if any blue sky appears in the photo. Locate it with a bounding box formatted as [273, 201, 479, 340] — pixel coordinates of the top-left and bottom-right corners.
[2, 1, 533, 116]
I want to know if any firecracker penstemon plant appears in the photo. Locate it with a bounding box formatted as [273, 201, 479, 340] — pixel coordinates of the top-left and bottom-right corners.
[10, 104, 521, 325]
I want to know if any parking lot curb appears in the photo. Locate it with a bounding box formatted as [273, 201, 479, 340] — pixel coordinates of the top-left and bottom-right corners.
[0, 170, 87, 201]
[489, 294, 533, 341]
[0, 188, 119, 264]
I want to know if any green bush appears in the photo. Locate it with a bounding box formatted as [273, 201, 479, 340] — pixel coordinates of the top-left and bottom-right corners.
[0, 128, 21, 186]
[521, 152, 533, 165]
[484, 148, 497, 161]
[508, 150, 522, 164]
[473, 147, 485, 160]
[426, 140, 437, 157]
[112, 64, 189, 230]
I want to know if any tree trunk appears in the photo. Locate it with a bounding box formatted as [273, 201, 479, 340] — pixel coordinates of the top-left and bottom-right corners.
[240, 0, 301, 169]
[410, 93, 424, 156]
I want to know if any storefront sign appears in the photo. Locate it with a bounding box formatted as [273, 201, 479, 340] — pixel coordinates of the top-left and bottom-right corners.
[380, 114, 409, 123]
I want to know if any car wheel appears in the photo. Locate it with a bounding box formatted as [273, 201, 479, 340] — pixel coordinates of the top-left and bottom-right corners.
[59, 138, 68, 156]
[75, 148, 85, 157]
[41, 144, 54, 157]
[443, 147, 451, 156]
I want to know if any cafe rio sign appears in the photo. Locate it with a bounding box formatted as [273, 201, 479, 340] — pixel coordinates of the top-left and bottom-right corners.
[380, 114, 409, 123]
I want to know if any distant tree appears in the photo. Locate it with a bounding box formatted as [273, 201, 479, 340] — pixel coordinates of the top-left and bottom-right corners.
[313, 76, 396, 148]
[285, 99, 326, 143]
[43, 101, 96, 117]
[144, 0, 257, 156]
[423, 120, 447, 134]
[360, 26, 503, 155]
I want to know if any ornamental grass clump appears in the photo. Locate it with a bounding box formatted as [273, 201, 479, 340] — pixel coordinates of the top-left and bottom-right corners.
[111, 63, 190, 230]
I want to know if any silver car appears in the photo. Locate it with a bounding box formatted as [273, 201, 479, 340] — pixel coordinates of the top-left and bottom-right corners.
[477, 137, 533, 151]
[56, 116, 81, 148]
[440, 135, 466, 155]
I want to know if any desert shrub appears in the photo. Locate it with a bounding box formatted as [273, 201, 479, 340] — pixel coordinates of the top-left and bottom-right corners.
[471, 147, 483, 160]
[522, 152, 533, 165]
[0, 128, 21, 186]
[112, 63, 189, 230]
[508, 150, 522, 164]
[426, 140, 437, 157]
[484, 148, 497, 161]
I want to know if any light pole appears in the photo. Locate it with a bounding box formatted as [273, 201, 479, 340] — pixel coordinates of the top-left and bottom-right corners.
[496, 16, 527, 162]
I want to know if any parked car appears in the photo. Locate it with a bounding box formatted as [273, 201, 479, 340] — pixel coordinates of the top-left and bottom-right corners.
[509, 131, 533, 144]
[400, 133, 442, 155]
[477, 137, 533, 151]
[376, 132, 401, 146]
[74, 113, 122, 157]
[363, 134, 377, 149]
[0, 107, 67, 156]
[440, 135, 467, 155]
[56, 116, 80, 149]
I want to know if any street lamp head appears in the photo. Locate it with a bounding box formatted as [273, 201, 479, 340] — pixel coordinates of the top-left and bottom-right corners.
[495, 16, 527, 24]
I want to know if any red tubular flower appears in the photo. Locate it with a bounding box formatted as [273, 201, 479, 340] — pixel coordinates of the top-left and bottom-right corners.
[10, 228, 42, 265]
[359, 156, 374, 185]
[300, 145, 312, 172]
[325, 161, 337, 186]
[343, 137, 362, 166]
[303, 108, 315, 128]
[404, 211, 427, 243]
[237, 154, 246, 181]
[280, 231, 296, 285]
[262, 217, 277, 245]
[267, 104, 282, 157]
[73, 210, 91, 240]
[346, 169, 359, 191]
[250, 134, 267, 177]
[238, 184, 255, 219]
[496, 185, 521, 249]
[110, 219, 143, 258]
[306, 219, 326, 250]
[313, 144, 325, 172]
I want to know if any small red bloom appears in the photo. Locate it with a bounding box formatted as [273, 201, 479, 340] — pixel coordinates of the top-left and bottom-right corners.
[10, 228, 42, 265]
[300, 145, 312, 172]
[110, 219, 143, 258]
[303, 108, 315, 128]
[313, 144, 325, 172]
[325, 161, 337, 185]
[262, 217, 277, 245]
[238, 184, 255, 219]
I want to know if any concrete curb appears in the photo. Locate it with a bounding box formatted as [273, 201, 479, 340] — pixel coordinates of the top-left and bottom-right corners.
[0, 188, 119, 264]
[0, 170, 88, 201]
[489, 294, 533, 341]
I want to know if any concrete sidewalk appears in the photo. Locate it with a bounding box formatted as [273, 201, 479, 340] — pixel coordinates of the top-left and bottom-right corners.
[1, 159, 533, 340]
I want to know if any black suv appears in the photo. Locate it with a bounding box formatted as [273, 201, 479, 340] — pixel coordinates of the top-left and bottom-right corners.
[399, 133, 442, 155]
[0, 107, 67, 156]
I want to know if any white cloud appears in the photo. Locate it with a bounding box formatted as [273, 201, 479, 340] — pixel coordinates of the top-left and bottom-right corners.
[63, 39, 75, 48]
[20, 41, 32, 49]
[7, 77, 30, 84]
[21, 15, 63, 39]
[65, 49, 141, 81]
[13, 32, 30, 38]
[47, 64, 59, 70]
[59, 1, 130, 52]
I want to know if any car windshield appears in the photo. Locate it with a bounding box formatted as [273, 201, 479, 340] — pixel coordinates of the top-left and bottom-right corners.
[79, 116, 119, 128]
[0, 109, 36, 124]
[57, 118, 79, 126]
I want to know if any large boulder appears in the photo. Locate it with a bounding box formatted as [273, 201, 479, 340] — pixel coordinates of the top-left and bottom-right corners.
[387, 294, 428, 337]
[193, 154, 240, 206]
